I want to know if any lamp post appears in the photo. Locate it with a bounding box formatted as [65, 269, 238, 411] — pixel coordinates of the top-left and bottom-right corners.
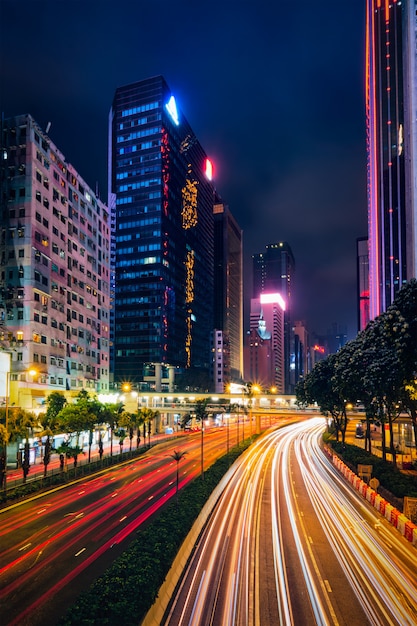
[226, 411, 229, 455]
[201, 420, 204, 480]
[252, 384, 261, 434]
[2, 370, 10, 495]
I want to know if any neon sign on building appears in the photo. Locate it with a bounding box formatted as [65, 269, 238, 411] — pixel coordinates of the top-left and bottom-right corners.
[182, 178, 198, 229]
[185, 250, 195, 367]
[165, 95, 179, 126]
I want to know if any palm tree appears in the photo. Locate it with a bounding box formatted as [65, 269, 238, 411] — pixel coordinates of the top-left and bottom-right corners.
[137, 407, 160, 448]
[99, 402, 124, 457]
[169, 449, 187, 499]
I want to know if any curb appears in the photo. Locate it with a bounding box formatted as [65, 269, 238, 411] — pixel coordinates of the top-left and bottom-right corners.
[323, 444, 417, 546]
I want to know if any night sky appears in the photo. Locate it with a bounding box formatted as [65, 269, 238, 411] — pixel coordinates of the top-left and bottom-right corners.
[0, 0, 367, 340]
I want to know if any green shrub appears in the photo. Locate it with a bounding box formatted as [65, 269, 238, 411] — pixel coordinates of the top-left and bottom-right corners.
[331, 441, 417, 498]
[59, 441, 253, 625]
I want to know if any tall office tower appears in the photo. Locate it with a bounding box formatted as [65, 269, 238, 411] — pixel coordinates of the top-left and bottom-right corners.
[109, 76, 216, 385]
[244, 293, 285, 392]
[0, 114, 111, 410]
[366, 0, 417, 318]
[293, 320, 310, 381]
[357, 237, 370, 331]
[213, 201, 243, 390]
[252, 242, 295, 392]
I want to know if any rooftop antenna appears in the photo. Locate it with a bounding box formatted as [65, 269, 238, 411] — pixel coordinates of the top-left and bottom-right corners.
[45, 122, 51, 134]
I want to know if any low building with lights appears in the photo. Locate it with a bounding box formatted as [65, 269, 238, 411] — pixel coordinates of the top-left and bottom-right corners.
[0, 114, 111, 410]
[109, 76, 219, 387]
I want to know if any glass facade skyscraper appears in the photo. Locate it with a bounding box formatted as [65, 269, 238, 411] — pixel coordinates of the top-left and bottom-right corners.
[366, 0, 417, 318]
[109, 76, 216, 384]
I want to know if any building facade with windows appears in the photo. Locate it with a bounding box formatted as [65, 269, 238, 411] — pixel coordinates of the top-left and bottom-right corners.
[213, 201, 243, 390]
[244, 293, 285, 392]
[367, 0, 417, 317]
[0, 114, 111, 410]
[357, 237, 370, 331]
[109, 76, 216, 385]
[252, 242, 295, 392]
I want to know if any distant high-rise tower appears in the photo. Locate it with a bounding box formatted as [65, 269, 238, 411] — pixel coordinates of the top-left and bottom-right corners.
[357, 237, 370, 331]
[213, 202, 243, 390]
[109, 76, 217, 384]
[366, 0, 417, 318]
[252, 242, 295, 392]
[244, 293, 285, 392]
[0, 114, 111, 409]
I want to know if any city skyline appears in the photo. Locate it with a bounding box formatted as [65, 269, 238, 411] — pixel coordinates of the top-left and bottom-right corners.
[0, 0, 367, 338]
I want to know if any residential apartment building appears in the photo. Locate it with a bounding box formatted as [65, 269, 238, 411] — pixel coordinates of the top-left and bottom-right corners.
[0, 114, 111, 410]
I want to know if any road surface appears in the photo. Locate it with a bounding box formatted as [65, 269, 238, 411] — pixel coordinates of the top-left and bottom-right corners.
[163, 418, 417, 626]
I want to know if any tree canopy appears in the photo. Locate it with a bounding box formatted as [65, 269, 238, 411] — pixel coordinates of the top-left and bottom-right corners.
[296, 279, 417, 463]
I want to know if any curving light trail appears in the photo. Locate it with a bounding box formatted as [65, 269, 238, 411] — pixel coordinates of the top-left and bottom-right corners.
[164, 419, 417, 626]
[0, 426, 242, 626]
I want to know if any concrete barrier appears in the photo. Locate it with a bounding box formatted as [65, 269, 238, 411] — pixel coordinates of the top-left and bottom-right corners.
[330, 450, 416, 546]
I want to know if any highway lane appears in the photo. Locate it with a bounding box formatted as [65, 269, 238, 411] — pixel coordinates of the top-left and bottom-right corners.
[0, 424, 248, 626]
[163, 419, 417, 626]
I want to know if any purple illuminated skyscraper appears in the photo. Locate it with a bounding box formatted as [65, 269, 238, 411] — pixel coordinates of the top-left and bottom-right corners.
[366, 0, 417, 318]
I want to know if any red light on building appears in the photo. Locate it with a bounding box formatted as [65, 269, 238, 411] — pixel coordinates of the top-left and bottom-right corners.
[205, 158, 213, 181]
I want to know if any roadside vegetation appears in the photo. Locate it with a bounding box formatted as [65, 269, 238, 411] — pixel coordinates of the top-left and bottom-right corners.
[0, 389, 160, 504]
[296, 279, 417, 469]
[58, 438, 254, 626]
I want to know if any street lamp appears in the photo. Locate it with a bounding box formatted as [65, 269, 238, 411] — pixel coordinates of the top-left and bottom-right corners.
[2, 369, 10, 495]
[252, 384, 261, 434]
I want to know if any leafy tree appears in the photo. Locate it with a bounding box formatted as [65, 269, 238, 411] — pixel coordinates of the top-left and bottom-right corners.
[56, 403, 89, 446]
[386, 279, 417, 451]
[39, 391, 66, 476]
[6, 408, 38, 482]
[73, 390, 102, 462]
[298, 355, 348, 442]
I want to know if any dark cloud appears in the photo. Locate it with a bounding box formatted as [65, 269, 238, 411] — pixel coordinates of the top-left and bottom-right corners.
[0, 0, 367, 338]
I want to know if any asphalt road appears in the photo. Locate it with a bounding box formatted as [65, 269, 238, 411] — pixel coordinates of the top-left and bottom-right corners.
[162, 419, 417, 626]
[1, 423, 251, 626]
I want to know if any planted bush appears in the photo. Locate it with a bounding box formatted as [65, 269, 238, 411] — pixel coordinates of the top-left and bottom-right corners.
[59, 442, 252, 625]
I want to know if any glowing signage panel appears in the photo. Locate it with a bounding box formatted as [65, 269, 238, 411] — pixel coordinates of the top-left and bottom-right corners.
[205, 158, 213, 181]
[165, 95, 179, 126]
[260, 292, 286, 311]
